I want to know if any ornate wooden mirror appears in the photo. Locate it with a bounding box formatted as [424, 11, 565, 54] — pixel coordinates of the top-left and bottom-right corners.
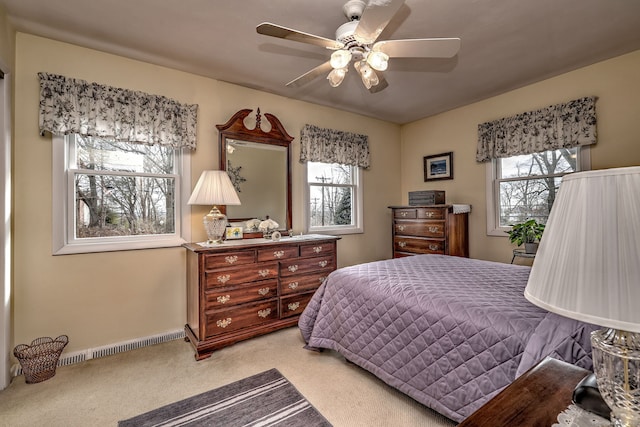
[217, 109, 293, 236]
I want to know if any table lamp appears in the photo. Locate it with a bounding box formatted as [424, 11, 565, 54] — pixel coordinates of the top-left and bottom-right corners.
[187, 170, 240, 244]
[524, 166, 640, 427]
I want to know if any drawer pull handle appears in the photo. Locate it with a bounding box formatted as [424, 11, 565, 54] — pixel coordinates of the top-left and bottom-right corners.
[216, 318, 232, 328]
[400, 212, 408, 217]
[319, 276, 326, 283]
[318, 260, 328, 268]
[258, 308, 271, 318]
[258, 269, 270, 277]
[258, 287, 270, 296]
[217, 274, 231, 284]
[288, 302, 300, 311]
[398, 241, 407, 248]
[225, 255, 238, 264]
[288, 282, 299, 290]
[425, 212, 435, 218]
[273, 250, 285, 258]
[428, 226, 440, 233]
[217, 295, 231, 304]
[288, 265, 299, 273]
[429, 244, 440, 251]
[312, 246, 322, 253]
[397, 225, 405, 231]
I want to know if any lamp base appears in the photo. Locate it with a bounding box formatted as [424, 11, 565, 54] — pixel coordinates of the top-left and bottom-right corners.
[203, 206, 227, 244]
[591, 328, 640, 427]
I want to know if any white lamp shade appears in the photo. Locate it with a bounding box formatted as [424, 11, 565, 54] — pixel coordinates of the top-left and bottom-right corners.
[367, 51, 389, 71]
[187, 170, 241, 206]
[327, 67, 347, 87]
[524, 166, 640, 333]
[330, 49, 352, 69]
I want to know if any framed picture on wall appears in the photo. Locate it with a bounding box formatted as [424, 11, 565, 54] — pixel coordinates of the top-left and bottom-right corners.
[424, 152, 453, 181]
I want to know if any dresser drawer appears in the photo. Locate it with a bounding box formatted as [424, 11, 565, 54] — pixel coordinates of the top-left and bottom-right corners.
[416, 208, 445, 220]
[394, 220, 445, 238]
[280, 255, 335, 277]
[280, 272, 329, 296]
[394, 208, 417, 219]
[205, 279, 278, 308]
[204, 262, 278, 288]
[204, 250, 256, 270]
[204, 299, 279, 338]
[300, 242, 335, 258]
[257, 245, 299, 261]
[394, 237, 445, 254]
[280, 292, 315, 319]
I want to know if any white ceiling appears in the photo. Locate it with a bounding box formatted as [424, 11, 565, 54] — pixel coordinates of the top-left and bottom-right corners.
[2, 0, 640, 124]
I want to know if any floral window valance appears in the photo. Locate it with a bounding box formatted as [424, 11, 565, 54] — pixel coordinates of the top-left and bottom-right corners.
[38, 72, 198, 150]
[299, 124, 370, 169]
[476, 96, 597, 162]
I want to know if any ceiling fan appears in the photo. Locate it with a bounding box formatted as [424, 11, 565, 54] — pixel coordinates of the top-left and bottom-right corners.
[256, 0, 461, 93]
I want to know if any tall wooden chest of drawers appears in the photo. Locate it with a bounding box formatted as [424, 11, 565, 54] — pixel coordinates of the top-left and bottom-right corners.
[183, 235, 339, 360]
[389, 205, 469, 258]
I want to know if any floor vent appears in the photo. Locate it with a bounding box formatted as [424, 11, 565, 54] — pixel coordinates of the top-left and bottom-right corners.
[12, 329, 185, 377]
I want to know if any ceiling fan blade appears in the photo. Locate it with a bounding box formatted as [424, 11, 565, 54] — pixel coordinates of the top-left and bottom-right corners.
[354, 0, 406, 45]
[369, 74, 389, 94]
[373, 38, 461, 58]
[257, 23, 344, 50]
[286, 61, 333, 88]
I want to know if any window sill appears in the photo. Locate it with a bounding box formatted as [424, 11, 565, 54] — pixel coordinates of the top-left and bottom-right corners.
[307, 226, 363, 236]
[53, 236, 187, 255]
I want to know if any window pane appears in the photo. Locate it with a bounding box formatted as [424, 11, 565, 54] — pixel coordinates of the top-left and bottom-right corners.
[498, 177, 562, 226]
[309, 185, 353, 227]
[499, 148, 578, 179]
[308, 162, 353, 184]
[74, 173, 176, 238]
[75, 136, 174, 174]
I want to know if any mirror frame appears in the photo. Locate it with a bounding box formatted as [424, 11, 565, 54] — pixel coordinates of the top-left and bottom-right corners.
[217, 108, 293, 237]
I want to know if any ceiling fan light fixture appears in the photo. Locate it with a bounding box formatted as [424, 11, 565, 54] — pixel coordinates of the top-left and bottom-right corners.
[257, 0, 462, 93]
[367, 51, 389, 71]
[327, 67, 348, 87]
[330, 49, 352, 69]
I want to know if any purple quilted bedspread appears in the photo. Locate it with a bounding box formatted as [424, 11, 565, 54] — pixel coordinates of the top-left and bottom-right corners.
[298, 255, 595, 422]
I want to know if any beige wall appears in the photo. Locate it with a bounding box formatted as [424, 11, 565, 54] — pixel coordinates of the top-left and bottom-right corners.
[13, 33, 401, 353]
[401, 49, 640, 263]
[12, 29, 639, 357]
[0, 4, 14, 68]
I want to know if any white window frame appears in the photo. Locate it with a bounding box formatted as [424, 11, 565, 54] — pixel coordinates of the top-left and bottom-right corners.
[486, 146, 591, 237]
[304, 162, 364, 235]
[52, 135, 191, 254]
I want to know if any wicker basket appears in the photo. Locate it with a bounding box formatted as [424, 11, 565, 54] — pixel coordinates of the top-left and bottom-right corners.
[13, 335, 69, 384]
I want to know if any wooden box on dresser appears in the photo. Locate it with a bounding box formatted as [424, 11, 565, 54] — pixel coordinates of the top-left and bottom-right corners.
[183, 234, 340, 360]
[389, 205, 469, 258]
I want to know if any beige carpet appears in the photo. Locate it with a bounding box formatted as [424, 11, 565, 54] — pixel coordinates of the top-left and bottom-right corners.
[0, 327, 457, 427]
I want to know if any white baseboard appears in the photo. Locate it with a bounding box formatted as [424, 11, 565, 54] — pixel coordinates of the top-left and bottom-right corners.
[11, 328, 185, 377]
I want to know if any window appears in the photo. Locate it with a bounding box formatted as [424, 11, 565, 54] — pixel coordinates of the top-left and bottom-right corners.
[486, 146, 590, 236]
[305, 162, 363, 235]
[53, 135, 190, 254]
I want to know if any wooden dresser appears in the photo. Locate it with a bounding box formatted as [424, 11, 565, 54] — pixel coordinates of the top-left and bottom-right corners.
[389, 205, 469, 258]
[183, 234, 340, 360]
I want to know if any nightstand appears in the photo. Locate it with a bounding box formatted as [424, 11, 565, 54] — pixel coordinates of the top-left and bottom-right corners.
[459, 357, 591, 427]
[511, 248, 536, 264]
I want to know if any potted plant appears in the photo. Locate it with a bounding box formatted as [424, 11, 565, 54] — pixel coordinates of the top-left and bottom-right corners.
[506, 219, 545, 254]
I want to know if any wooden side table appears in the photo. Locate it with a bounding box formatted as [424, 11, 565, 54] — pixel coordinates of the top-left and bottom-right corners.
[458, 357, 591, 427]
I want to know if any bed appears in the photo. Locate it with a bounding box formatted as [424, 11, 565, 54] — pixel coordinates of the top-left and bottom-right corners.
[298, 254, 596, 422]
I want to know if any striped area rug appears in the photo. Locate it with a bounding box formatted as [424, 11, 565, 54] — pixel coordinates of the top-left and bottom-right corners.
[118, 368, 332, 427]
